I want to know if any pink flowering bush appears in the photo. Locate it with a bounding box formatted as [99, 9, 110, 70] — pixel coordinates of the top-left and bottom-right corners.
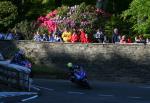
[36, 2, 106, 34]
[46, 10, 58, 18]
[37, 15, 57, 32]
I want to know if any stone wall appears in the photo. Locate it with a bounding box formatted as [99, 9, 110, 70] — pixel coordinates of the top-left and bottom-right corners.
[0, 41, 150, 83]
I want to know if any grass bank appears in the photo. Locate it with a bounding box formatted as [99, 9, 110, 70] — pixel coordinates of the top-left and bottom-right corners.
[32, 65, 68, 79]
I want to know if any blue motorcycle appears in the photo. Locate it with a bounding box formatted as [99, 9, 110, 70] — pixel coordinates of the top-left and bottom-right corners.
[69, 66, 91, 89]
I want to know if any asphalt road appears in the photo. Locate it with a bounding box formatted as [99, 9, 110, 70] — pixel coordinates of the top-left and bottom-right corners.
[1, 79, 150, 103]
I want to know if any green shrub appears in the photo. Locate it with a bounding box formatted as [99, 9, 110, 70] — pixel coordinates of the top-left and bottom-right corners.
[105, 15, 131, 38]
[61, 0, 96, 6]
[32, 65, 67, 79]
[57, 3, 100, 35]
[38, 26, 49, 34]
[122, 0, 150, 34]
[12, 20, 37, 40]
[0, 1, 18, 31]
[143, 34, 150, 39]
[37, 2, 132, 39]
[57, 5, 69, 17]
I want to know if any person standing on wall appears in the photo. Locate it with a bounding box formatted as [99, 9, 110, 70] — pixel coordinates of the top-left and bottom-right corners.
[112, 28, 121, 43]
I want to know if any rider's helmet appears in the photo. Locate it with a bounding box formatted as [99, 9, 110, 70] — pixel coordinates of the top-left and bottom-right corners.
[67, 62, 73, 68]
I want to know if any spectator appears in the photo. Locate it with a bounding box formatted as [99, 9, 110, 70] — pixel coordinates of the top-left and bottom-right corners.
[14, 33, 21, 40]
[127, 37, 132, 43]
[146, 38, 150, 43]
[120, 35, 127, 44]
[94, 28, 105, 43]
[14, 30, 22, 40]
[54, 34, 62, 42]
[139, 35, 146, 43]
[48, 33, 55, 42]
[0, 32, 5, 40]
[135, 36, 140, 43]
[71, 29, 79, 43]
[112, 28, 121, 43]
[10, 49, 33, 78]
[79, 29, 89, 43]
[42, 33, 49, 41]
[33, 31, 42, 42]
[11, 49, 26, 64]
[53, 27, 62, 37]
[135, 35, 146, 43]
[5, 30, 14, 40]
[62, 28, 72, 42]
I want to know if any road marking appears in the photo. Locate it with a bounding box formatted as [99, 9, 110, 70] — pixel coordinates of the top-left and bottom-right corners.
[21, 95, 38, 102]
[98, 94, 114, 97]
[0, 92, 37, 95]
[0, 92, 37, 98]
[128, 96, 142, 99]
[32, 86, 41, 91]
[68, 91, 85, 95]
[34, 85, 54, 91]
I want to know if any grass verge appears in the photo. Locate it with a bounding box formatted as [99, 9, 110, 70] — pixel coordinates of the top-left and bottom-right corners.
[32, 65, 68, 79]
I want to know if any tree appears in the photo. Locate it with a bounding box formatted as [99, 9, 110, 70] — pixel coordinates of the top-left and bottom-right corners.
[105, 0, 132, 14]
[0, 1, 18, 31]
[122, 0, 150, 34]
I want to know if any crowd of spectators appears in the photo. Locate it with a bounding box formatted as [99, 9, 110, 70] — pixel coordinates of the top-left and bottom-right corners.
[0, 0, 149, 44]
[0, 30, 23, 41]
[0, 27, 150, 44]
[33, 27, 150, 44]
[33, 27, 92, 43]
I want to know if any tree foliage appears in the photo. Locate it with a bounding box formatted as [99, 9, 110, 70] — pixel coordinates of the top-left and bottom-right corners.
[61, 0, 132, 14]
[13, 20, 37, 40]
[122, 0, 150, 34]
[0, 1, 18, 31]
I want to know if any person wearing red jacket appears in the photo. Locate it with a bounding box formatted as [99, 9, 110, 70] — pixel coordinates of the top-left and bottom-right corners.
[79, 29, 89, 43]
[71, 29, 79, 43]
[120, 35, 127, 44]
[127, 37, 132, 43]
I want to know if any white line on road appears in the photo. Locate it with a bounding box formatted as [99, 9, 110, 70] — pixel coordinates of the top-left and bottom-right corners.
[0, 92, 37, 99]
[128, 96, 142, 99]
[0, 92, 37, 95]
[98, 94, 114, 97]
[68, 91, 85, 95]
[34, 85, 54, 91]
[32, 86, 41, 91]
[21, 95, 38, 102]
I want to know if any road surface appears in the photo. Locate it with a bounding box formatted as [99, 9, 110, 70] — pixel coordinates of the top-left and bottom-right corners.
[1, 79, 150, 103]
